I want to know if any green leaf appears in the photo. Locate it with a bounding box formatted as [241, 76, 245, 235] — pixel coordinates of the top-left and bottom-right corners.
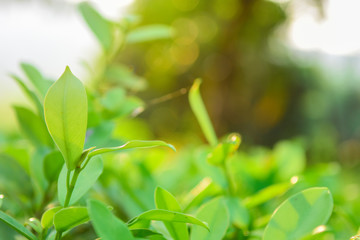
[263, 187, 333, 240]
[88, 199, 134, 240]
[53, 207, 89, 232]
[44, 66, 88, 170]
[155, 187, 189, 240]
[20, 62, 53, 98]
[43, 151, 64, 183]
[105, 64, 147, 91]
[128, 209, 209, 231]
[58, 156, 103, 206]
[189, 79, 217, 147]
[243, 182, 292, 208]
[11, 74, 44, 117]
[126, 24, 173, 43]
[225, 197, 250, 229]
[190, 197, 229, 240]
[130, 228, 163, 238]
[88, 140, 175, 159]
[0, 210, 38, 240]
[207, 133, 241, 166]
[14, 106, 53, 148]
[41, 206, 62, 229]
[78, 2, 113, 51]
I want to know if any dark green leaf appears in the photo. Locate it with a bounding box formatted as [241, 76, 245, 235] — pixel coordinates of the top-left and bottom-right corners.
[263, 187, 333, 240]
[0, 210, 37, 240]
[44, 67, 88, 170]
[43, 151, 64, 183]
[130, 228, 163, 238]
[88, 199, 134, 240]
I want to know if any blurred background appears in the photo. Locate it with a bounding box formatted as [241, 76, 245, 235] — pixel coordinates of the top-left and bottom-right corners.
[1, 0, 360, 167]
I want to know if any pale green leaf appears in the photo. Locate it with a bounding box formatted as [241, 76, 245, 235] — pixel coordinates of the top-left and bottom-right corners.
[44, 66, 88, 170]
[54, 207, 89, 232]
[58, 156, 103, 206]
[88, 199, 134, 240]
[20, 62, 53, 98]
[0, 210, 37, 240]
[128, 209, 209, 231]
[189, 79, 217, 146]
[41, 206, 62, 229]
[263, 187, 333, 240]
[225, 197, 250, 229]
[155, 187, 189, 240]
[88, 140, 175, 159]
[126, 24, 173, 43]
[78, 2, 113, 51]
[190, 197, 229, 240]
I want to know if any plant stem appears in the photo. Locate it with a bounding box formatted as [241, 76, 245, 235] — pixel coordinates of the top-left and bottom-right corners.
[64, 166, 82, 207]
[222, 163, 235, 196]
[55, 231, 62, 240]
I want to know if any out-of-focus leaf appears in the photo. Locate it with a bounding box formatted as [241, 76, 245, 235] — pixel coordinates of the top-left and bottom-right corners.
[78, 2, 113, 52]
[182, 177, 222, 213]
[189, 79, 217, 147]
[58, 156, 103, 206]
[44, 67, 88, 170]
[20, 62, 53, 98]
[88, 140, 175, 159]
[14, 106, 53, 148]
[43, 151, 64, 183]
[11, 74, 44, 116]
[85, 121, 116, 149]
[130, 228, 163, 238]
[207, 133, 241, 166]
[105, 64, 147, 91]
[128, 209, 209, 230]
[226, 197, 250, 229]
[155, 187, 189, 240]
[243, 182, 292, 208]
[0, 210, 37, 240]
[100, 87, 126, 112]
[190, 197, 229, 240]
[41, 206, 62, 229]
[263, 187, 333, 240]
[126, 25, 173, 43]
[54, 207, 89, 232]
[273, 141, 306, 181]
[88, 199, 134, 240]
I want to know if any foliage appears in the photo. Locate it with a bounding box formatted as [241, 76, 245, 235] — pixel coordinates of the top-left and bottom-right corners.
[0, 2, 359, 240]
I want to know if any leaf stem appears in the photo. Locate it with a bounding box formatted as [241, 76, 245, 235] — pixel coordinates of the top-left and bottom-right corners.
[55, 231, 62, 240]
[222, 163, 235, 196]
[64, 166, 82, 207]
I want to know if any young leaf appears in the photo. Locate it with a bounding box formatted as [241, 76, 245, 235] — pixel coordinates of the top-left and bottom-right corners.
[155, 187, 189, 240]
[78, 2, 113, 52]
[0, 210, 37, 240]
[207, 133, 241, 166]
[44, 66, 88, 170]
[88, 199, 134, 240]
[41, 206, 62, 229]
[126, 25, 173, 44]
[58, 156, 103, 206]
[263, 187, 333, 240]
[189, 79, 217, 147]
[21, 62, 53, 98]
[88, 140, 175, 159]
[190, 197, 229, 240]
[53, 207, 89, 232]
[14, 106, 53, 148]
[128, 209, 209, 231]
